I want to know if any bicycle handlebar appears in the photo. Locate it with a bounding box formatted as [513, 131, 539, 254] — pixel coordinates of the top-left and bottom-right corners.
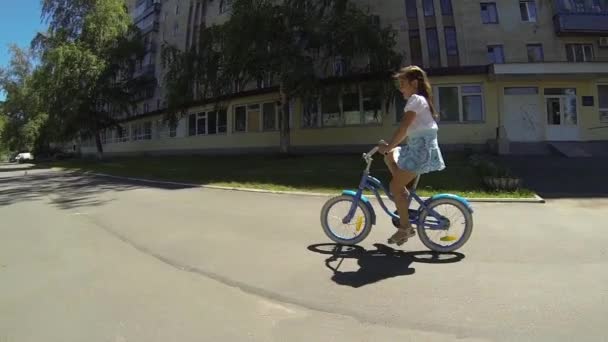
[364, 140, 388, 158]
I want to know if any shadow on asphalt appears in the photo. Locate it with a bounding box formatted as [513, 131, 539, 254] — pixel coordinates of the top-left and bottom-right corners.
[0, 167, 198, 210]
[307, 243, 465, 288]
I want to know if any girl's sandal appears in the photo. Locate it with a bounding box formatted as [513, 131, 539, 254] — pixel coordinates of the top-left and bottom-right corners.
[388, 227, 416, 246]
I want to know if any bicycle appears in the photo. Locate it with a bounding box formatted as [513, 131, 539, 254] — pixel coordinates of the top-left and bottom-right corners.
[320, 141, 474, 253]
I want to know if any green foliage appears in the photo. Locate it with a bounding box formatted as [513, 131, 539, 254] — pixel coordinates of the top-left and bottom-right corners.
[0, 45, 48, 153]
[34, 0, 143, 157]
[162, 0, 402, 153]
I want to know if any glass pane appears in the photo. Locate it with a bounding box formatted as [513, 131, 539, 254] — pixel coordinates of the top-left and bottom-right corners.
[444, 27, 458, 56]
[426, 28, 440, 67]
[302, 99, 319, 128]
[263, 103, 276, 130]
[463, 95, 483, 121]
[189, 114, 196, 136]
[234, 106, 246, 132]
[583, 45, 593, 61]
[598, 85, 608, 108]
[528, 1, 537, 20]
[218, 110, 227, 133]
[197, 116, 206, 135]
[574, 45, 584, 62]
[423, 0, 435, 16]
[409, 30, 422, 65]
[566, 45, 574, 62]
[462, 85, 482, 94]
[564, 95, 578, 125]
[504, 87, 538, 95]
[544, 88, 576, 95]
[546, 98, 561, 125]
[527, 45, 543, 62]
[322, 95, 340, 127]
[438, 87, 460, 121]
[406, 0, 417, 18]
[247, 110, 260, 132]
[441, 0, 453, 15]
[489, 4, 498, 22]
[519, 2, 529, 20]
[481, 4, 489, 23]
[600, 110, 608, 123]
[208, 111, 217, 134]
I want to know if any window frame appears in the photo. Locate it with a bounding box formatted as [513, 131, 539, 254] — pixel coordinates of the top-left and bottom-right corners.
[233, 102, 279, 133]
[189, 110, 228, 136]
[480, 2, 499, 24]
[598, 84, 608, 123]
[526, 43, 544, 62]
[433, 84, 486, 124]
[301, 84, 385, 129]
[487, 44, 505, 64]
[519, 0, 538, 22]
[566, 43, 594, 62]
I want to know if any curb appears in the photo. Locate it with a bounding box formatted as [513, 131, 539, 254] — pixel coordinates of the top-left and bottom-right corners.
[85, 171, 546, 204]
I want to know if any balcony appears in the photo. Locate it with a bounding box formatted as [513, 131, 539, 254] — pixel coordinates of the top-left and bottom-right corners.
[553, 0, 608, 36]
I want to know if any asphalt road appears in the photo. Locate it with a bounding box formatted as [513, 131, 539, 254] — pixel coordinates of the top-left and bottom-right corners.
[1, 164, 607, 341]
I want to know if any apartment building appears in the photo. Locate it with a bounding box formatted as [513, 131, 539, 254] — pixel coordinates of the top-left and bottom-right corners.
[82, 0, 608, 155]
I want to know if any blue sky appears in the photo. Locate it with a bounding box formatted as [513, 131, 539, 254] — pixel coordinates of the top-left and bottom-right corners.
[0, 0, 45, 100]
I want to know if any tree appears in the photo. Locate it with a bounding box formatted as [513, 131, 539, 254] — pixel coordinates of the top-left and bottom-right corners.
[162, 0, 401, 154]
[0, 44, 48, 154]
[33, 0, 144, 159]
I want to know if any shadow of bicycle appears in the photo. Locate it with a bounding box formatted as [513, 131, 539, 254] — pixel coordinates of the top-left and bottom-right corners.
[307, 243, 465, 288]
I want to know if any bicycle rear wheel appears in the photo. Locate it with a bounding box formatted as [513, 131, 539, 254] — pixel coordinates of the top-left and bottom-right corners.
[418, 198, 473, 253]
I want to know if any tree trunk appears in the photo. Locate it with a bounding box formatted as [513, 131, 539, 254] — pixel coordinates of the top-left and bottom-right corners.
[94, 131, 104, 161]
[279, 82, 291, 156]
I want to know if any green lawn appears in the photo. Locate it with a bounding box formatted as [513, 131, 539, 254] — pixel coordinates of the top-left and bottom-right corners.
[48, 153, 535, 198]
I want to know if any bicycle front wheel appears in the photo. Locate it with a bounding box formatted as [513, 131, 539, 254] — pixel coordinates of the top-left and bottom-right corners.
[320, 195, 373, 245]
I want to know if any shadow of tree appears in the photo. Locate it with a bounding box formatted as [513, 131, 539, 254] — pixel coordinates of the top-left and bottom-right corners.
[308, 243, 465, 288]
[0, 168, 198, 210]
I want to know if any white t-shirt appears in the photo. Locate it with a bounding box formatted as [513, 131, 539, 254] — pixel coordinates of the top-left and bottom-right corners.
[402, 94, 438, 134]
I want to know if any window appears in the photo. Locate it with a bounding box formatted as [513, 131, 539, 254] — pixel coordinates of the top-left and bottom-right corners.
[409, 30, 423, 66]
[520, 0, 537, 22]
[426, 28, 440, 68]
[440, 0, 453, 15]
[480, 3, 499, 23]
[234, 106, 246, 132]
[566, 44, 594, 62]
[527, 44, 544, 62]
[405, 0, 418, 18]
[435, 85, 484, 122]
[423, 0, 435, 16]
[304, 84, 384, 128]
[132, 121, 152, 140]
[220, 0, 233, 13]
[190, 111, 227, 135]
[173, 22, 179, 37]
[263, 103, 278, 130]
[444, 27, 458, 57]
[362, 85, 383, 124]
[487, 45, 505, 64]
[302, 99, 320, 128]
[321, 94, 340, 127]
[599, 85, 608, 123]
[394, 91, 407, 123]
[233, 103, 275, 132]
[143, 103, 149, 113]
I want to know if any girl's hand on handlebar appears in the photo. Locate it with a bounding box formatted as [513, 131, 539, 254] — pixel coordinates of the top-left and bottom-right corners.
[377, 142, 390, 155]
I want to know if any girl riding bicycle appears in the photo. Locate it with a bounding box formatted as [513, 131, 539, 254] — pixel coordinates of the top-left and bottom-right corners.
[378, 65, 446, 246]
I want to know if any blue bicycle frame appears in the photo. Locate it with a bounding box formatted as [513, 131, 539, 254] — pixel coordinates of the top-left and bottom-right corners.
[341, 148, 453, 231]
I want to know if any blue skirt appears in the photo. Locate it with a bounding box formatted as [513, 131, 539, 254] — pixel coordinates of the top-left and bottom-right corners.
[393, 129, 446, 175]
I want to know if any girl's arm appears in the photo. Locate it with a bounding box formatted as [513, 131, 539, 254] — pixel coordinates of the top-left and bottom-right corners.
[385, 110, 416, 150]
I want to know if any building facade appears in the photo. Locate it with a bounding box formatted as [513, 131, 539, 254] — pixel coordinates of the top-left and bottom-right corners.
[81, 0, 608, 155]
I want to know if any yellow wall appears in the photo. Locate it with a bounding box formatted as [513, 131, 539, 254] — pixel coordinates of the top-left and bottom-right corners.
[496, 78, 608, 141]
